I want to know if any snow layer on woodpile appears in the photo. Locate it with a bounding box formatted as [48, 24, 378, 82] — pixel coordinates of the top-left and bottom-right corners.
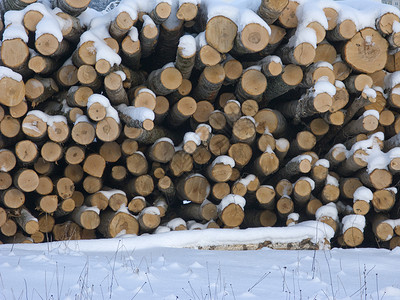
[99, 189, 126, 199]
[218, 194, 245, 212]
[316, 203, 339, 222]
[3, 220, 334, 250]
[353, 186, 373, 203]
[211, 155, 235, 168]
[183, 132, 201, 146]
[0, 67, 23, 82]
[178, 35, 196, 57]
[117, 104, 155, 122]
[315, 159, 330, 168]
[342, 214, 366, 233]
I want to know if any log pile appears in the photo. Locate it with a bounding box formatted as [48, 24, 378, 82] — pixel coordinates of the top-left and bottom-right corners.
[1, 0, 400, 249]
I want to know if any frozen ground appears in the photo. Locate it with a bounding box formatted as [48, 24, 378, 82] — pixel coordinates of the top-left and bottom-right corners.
[0, 228, 400, 300]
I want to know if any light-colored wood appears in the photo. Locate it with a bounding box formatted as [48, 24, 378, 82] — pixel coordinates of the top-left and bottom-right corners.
[372, 189, 396, 212]
[343, 28, 388, 74]
[127, 175, 154, 197]
[99, 142, 121, 163]
[72, 206, 100, 230]
[234, 21, 270, 54]
[314, 40, 337, 64]
[254, 151, 280, 178]
[177, 173, 210, 204]
[1, 219, 17, 237]
[147, 64, 183, 95]
[293, 178, 313, 205]
[104, 72, 129, 106]
[232, 117, 256, 144]
[276, 196, 294, 218]
[180, 200, 217, 222]
[254, 108, 287, 137]
[52, 221, 82, 241]
[1, 188, 25, 209]
[177, 2, 198, 21]
[121, 33, 141, 70]
[99, 210, 139, 237]
[235, 68, 267, 102]
[263, 64, 303, 103]
[138, 207, 161, 232]
[83, 154, 106, 178]
[372, 214, 393, 242]
[15, 207, 39, 235]
[0, 172, 12, 191]
[82, 176, 103, 194]
[167, 96, 197, 127]
[36, 195, 58, 214]
[56, 0, 91, 16]
[150, 2, 171, 24]
[41, 141, 63, 162]
[56, 177, 75, 200]
[258, 0, 289, 24]
[110, 11, 136, 40]
[277, 1, 299, 28]
[205, 15, 238, 53]
[148, 138, 175, 163]
[228, 143, 252, 168]
[14, 169, 39, 193]
[223, 57, 243, 85]
[64, 164, 84, 184]
[1, 38, 30, 75]
[193, 64, 225, 102]
[327, 19, 357, 41]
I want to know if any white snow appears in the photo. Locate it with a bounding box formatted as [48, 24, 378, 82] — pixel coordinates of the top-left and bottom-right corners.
[126, 27, 139, 42]
[335, 80, 345, 89]
[290, 154, 312, 164]
[342, 214, 366, 233]
[2, 241, 400, 299]
[313, 79, 336, 97]
[138, 88, 156, 98]
[362, 109, 380, 120]
[166, 218, 186, 230]
[141, 206, 161, 216]
[353, 186, 373, 203]
[211, 155, 235, 168]
[114, 70, 127, 81]
[87, 93, 111, 108]
[237, 174, 256, 187]
[183, 132, 201, 146]
[275, 138, 289, 150]
[0, 66, 23, 82]
[363, 86, 377, 98]
[117, 104, 155, 122]
[296, 1, 329, 29]
[287, 212, 300, 222]
[99, 189, 126, 199]
[27, 110, 49, 123]
[238, 9, 271, 35]
[325, 174, 339, 187]
[315, 203, 339, 222]
[155, 137, 174, 146]
[288, 27, 317, 49]
[314, 159, 330, 168]
[385, 187, 398, 194]
[47, 115, 67, 127]
[218, 194, 246, 212]
[178, 34, 196, 57]
[74, 114, 91, 125]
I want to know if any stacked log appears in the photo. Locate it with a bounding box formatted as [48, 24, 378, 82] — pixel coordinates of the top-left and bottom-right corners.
[1, 0, 400, 249]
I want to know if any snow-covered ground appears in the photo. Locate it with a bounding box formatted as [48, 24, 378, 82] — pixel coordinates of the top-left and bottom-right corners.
[1, 229, 400, 300]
